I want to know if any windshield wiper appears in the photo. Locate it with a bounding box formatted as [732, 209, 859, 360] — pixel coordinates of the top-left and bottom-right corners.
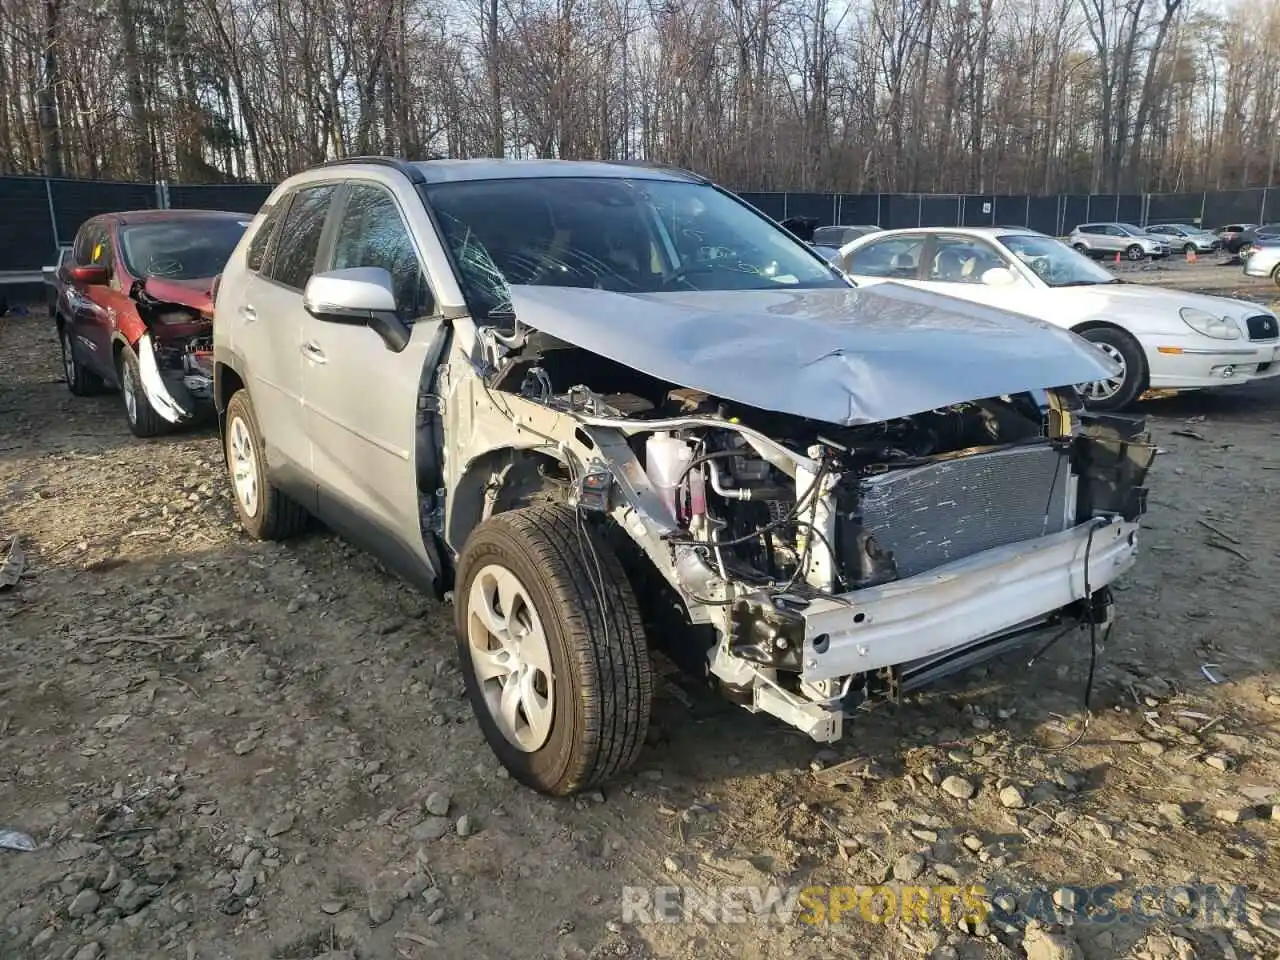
[1057, 278, 1123, 287]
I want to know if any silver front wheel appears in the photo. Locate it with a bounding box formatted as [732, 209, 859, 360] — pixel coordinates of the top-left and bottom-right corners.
[1077, 341, 1126, 402]
[121, 357, 139, 424]
[466, 564, 555, 752]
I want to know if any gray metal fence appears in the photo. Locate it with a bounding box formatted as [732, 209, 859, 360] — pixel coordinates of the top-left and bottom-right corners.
[0, 177, 272, 282]
[1, 174, 1276, 279]
[736, 189, 1276, 237]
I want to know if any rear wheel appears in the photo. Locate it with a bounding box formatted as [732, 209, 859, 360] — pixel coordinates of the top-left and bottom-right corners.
[455, 505, 652, 795]
[117, 345, 169, 438]
[1125, 244, 1145, 262]
[59, 324, 102, 396]
[1072, 242, 1089, 255]
[1272, 264, 1280, 288]
[223, 390, 309, 540]
[1076, 326, 1147, 411]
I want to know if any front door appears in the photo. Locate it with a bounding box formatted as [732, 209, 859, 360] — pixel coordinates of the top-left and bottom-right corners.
[301, 180, 441, 582]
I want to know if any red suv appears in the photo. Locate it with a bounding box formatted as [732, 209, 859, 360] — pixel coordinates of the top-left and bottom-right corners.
[55, 209, 249, 436]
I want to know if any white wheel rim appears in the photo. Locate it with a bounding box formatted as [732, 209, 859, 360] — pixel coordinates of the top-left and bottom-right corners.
[466, 564, 555, 752]
[1128, 247, 1143, 261]
[61, 331, 76, 383]
[1078, 341, 1127, 401]
[228, 415, 260, 518]
[121, 358, 138, 423]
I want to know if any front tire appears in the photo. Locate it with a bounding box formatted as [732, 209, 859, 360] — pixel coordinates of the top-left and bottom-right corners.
[223, 390, 308, 540]
[1072, 243, 1089, 256]
[1076, 326, 1147, 411]
[60, 324, 102, 396]
[117, 345, 169, 438]
[455, 505, 652, 796]
[1126, 244, 1145, 262]
[1271, 264, 1280, 288]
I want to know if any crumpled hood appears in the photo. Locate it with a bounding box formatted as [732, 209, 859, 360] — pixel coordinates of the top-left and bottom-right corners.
[138, 276, 216, 316]
[505, 282, 1117, 425]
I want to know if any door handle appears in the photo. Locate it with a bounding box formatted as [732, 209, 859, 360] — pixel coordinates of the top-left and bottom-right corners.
[240, 304, 257, 322]
[301, 341, 327, 364]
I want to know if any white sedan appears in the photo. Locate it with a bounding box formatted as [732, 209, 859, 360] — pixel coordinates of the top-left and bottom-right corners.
[836, 226, 1280, 409]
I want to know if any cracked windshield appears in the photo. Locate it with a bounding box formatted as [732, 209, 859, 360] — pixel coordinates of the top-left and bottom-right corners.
[425, 176, 845, 317]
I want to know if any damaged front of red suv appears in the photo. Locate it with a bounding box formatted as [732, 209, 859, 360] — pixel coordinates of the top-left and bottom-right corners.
[129, 276, 216, 424]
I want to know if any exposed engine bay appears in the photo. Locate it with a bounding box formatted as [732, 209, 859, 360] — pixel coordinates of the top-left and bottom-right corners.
[464, 324, 1156, 741]
[130, 278, 214, 423]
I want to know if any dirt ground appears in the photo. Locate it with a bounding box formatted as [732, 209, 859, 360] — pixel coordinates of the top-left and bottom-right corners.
[3, 261, 1280, 960]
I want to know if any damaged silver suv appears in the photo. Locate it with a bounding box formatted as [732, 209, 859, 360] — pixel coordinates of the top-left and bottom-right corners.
[213, 158, 1155, 795]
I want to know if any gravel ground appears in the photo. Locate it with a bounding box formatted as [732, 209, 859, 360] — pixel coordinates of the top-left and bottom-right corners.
[3, 266, 1280, 960]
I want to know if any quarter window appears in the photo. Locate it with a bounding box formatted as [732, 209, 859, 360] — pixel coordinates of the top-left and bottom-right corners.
[268, 184, 336, 290]
[329, 184, 432, 322]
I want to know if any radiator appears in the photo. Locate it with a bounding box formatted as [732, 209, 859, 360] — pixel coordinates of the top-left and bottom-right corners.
[852, 444, 1075, 580]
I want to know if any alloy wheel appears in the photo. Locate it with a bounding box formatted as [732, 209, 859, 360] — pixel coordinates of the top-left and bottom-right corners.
[227, 415, 260, 518]
[60, 329, 76, 384]
[121, 357, 139, 424]
[466, 563, 555, 752]
[1077, 341, 1127, 401]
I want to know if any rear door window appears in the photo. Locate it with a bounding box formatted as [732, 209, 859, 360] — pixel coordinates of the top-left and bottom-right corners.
[267, 185, 337, 290]
[846, 235, 924, 279]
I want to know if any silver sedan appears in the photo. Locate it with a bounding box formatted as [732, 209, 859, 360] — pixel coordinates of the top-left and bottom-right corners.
[1244, 239, 1280, 287]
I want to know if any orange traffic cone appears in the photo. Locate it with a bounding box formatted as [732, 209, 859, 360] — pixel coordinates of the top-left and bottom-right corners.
[1114, 251, 1121, 264]
[1186, 248, 1198, 264]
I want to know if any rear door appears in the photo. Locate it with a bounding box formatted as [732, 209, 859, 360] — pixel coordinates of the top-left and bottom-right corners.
[300, 179, 442, 584]
[236, 183, 339, 493]
[66, 220, 118, 379]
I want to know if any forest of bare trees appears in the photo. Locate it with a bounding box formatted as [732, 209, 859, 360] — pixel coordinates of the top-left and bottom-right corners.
[0, 0, 1277, 194]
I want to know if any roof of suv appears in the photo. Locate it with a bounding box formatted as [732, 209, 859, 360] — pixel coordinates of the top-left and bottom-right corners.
[321, 156, 708, 185]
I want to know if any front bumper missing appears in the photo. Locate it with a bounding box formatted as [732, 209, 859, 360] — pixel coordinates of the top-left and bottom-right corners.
[709, 517, 1140, 743]
[800, 517, 1139, 683]
[137, 332, 212, 424]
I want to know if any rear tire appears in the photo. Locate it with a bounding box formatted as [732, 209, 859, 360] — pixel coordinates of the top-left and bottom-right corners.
[117, 345, 169, 438]
[1125, 244, 1145, 262]
[223, 390, 308, 540]
[455, 505, 652, 796]
[60, 323, 102, 396]
[1072, 243, 1089, 255]
[1183, 242, 1197, 255]
[1077, 326, 1147, 411]
[1272, 264, 1280, 288]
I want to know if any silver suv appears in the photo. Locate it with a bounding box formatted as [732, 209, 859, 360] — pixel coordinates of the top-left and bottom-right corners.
[213, 157, 1153, 794]
[1069, 223, 1169, 260]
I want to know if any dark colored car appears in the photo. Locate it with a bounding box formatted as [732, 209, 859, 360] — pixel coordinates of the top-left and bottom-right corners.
[1215, 223, 1259, 258]
[53, 209, 249, 437]
[812, 224, 881, 247]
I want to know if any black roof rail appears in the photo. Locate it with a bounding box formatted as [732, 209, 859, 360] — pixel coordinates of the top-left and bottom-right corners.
[316, 156, 427, 184]
[605, 159, 709, 183]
